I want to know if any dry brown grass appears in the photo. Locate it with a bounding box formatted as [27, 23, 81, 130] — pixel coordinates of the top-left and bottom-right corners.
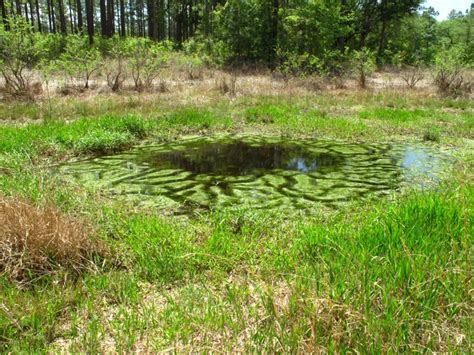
[0, 196, 102, 281]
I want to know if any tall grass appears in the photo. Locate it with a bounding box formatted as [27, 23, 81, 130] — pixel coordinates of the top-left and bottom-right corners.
[0, 196, 104, 282]
[0, 115, 152, 157]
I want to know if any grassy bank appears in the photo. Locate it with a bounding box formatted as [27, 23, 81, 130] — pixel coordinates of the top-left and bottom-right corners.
[0, 90, 473, 352]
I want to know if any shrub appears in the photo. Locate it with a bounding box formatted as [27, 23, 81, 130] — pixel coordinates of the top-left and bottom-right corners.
[215, 73, 237, 96]
[181, 55, 205, 80]
[277, 52, 324, 77]
[57, 34, 102, 89]
[0, 18, 41, 99]
[350, 48, 376, 89]
[104, 36, 129, 92]
[127, 38, 167, 92]
[433, 46, 472, 97]
[401, 65, 425, 89]
[0, 196, 101, 282]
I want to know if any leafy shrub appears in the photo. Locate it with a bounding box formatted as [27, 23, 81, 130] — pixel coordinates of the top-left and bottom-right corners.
[433, 46, 472, 97]
[0, 196, 102, 282]
[277, 51, 324, 77]
[215, 73, 237, 95]
[127, 38, 167, 92]
[35, 33, 66, 63]
[350, 49, 376, 89]
[401, 65, 425, 89]
[180, 55, 205, 80]
[57, 34, 102, 89]
[0, 18, 41, 99]
[104, 36, 129, 92]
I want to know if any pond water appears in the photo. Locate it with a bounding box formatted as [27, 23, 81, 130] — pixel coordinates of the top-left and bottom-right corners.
[60, 135, 450, 212]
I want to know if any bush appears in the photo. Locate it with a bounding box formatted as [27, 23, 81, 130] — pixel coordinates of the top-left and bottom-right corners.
[57, 34, 103, 89]
[350, 48, 376, 89]
[277, 52, 324, 77]
[180, 54, 205, 80]
[433, 46, 472, 97]
[0, 18, 41, 99]
[215, 73, 237, 96]
[127, 38, 167, 92]
[0, 196, 101, 282]
[104, 36, 129, 92]
[401, 65, 425, 89]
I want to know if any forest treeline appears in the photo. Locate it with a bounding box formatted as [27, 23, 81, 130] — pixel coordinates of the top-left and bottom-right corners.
[0, 1, 473, 99]
[0, 0, 473, 67]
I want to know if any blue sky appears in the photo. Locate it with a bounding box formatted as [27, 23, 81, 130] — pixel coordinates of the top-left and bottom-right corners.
[424, 0, 472, 19]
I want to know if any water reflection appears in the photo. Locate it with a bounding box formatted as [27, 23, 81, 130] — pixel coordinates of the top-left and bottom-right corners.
[139, 141, 344, 175]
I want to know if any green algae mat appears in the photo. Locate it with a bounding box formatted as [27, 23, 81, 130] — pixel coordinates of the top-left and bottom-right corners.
[59, 135, 451, 212]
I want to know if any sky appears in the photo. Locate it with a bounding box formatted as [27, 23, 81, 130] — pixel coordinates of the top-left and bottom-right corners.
[423, 0, 473, 20]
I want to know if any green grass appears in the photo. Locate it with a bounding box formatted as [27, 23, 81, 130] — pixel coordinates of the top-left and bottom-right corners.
[0, 115, 152, 157]
[0, 91, 472, 352]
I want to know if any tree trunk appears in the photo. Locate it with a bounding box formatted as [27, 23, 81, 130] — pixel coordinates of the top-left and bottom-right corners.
[157, 0, 165, 40]
[58, 0, 67, 33]
[147, 0, 156, 39]
[68, 0, 75, 32]
[129, 0, 135, 35]
[119, 0, 125, 36]
[47, 0, 53, 32]
[377, 19, 387, 60]
[0, 0, 8, 29]
[106, 0, 114, 36]
[76, 0, 83, 31]
[28, 0, 35, 26]
[176, 4, 183, 44]
[85, 0, 94, 43]
[35, 0, 41, 32]
[100, 0, 107, 35]
[167, 0, 171, 40]
[51, 0, 57, 33]
[23, 3, 29, 23]
[136, 0, 142, 36]
[15, 0, 22, 16]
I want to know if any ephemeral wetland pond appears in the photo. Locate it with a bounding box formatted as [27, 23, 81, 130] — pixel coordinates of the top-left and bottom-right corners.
[62, 135, 452, 212]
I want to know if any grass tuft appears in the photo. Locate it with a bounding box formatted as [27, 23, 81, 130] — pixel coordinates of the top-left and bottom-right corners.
[0, 196, 103, 282]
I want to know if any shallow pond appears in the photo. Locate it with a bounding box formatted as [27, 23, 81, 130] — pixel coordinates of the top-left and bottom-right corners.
[60, 135, 451, 212]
